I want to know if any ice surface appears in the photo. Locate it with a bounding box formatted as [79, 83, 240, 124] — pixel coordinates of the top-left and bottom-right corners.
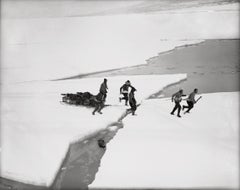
[1, 3, 238, 83]
[90, 92, 239, 188]
[1, 74, 186, 186]
[1, 1, 239, 188]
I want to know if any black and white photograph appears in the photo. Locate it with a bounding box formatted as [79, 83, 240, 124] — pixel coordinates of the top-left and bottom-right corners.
[0, 0, 239, 189]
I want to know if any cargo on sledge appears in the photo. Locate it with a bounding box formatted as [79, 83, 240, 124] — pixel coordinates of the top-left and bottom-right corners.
[61, 92, 98, 107]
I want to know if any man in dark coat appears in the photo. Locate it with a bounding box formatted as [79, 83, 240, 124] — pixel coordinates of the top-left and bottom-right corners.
[92, 79, 108, 115]
[92, 92, 105, 115]
[170, 89, 186, 118]
[129, 87, 137, 115]
[119, 80, 132, 106]
[99, 78, 108, 101]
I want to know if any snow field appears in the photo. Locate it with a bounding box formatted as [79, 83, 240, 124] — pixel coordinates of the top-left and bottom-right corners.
[1, 74, 186, 186]
[90, 92, 239, 188]
[1, 3, 238, 83]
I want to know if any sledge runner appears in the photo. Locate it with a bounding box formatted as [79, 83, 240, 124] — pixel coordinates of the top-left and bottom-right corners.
[128, 87, 137, 115]
[170, 89, 186, 118]
[119, 80, 132, 106]
[183, 88, 201, 114]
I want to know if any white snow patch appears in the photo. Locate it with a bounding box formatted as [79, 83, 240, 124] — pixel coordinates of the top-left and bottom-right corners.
[1, 3, 238, 83]
[108, 126, 118, 132]
[1, 74, 186, 186]
[90, 92, 239, 189]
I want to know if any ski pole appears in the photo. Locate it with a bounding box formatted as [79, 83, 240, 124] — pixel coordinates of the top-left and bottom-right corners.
[196, 96, 202, 103]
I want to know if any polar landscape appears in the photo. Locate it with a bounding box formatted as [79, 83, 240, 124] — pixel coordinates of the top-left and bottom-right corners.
[1, 74, 187, 186]
[0, 0, 239, 189]
[90, 92, 239, 189]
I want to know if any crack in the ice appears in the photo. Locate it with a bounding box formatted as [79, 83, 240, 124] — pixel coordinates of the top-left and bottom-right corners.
[50, 77, 187, 190]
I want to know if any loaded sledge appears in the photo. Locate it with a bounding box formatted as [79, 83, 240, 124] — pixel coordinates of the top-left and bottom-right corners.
[61, 92, 99, 107]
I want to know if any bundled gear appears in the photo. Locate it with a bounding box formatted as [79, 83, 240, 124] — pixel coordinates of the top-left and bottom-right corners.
[61, 92, 97, 107]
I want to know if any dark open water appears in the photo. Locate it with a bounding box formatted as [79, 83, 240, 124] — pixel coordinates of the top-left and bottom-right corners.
[79, 39, 239, 97]
[154, 40, 240, 97]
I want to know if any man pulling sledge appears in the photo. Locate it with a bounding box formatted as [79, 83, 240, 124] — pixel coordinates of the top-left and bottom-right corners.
[92, 78, 108, 115]
[100, 78, 108, 101]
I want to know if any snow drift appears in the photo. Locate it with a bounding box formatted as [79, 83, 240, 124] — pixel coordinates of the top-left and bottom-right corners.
[90, 92, 239, 189]
[1, 3, 238, 83]
[1, 74, 186, 186]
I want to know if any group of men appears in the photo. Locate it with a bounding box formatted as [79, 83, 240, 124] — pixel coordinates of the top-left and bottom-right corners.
[170, 88, 201, 118]
[92, 78, 200, 118]
[92, 79, 137, 115]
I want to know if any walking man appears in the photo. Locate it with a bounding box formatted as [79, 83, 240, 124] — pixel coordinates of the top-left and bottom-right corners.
[128, 87, 137, 115]
[92, 92, 105, 115]
[183, 88, 200, 114]
[170, 89, 186, 118]
[99, 78, 108, 101]
[119, 80, 132, 106]
[92, 78, 108, 115]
